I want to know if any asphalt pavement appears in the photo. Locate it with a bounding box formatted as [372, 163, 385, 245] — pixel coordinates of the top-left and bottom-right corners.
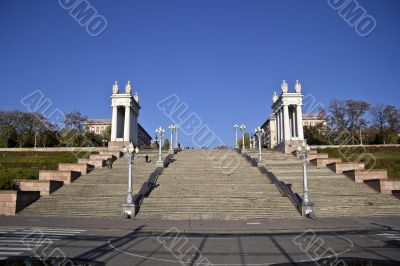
[0, 216, 399, 265]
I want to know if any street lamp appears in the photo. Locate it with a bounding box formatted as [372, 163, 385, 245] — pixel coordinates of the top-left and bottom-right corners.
[168, 124, 174, 155]
[174, 124, 179, 149]
[255, 127, 265, 166]
[121, 143, 138, 218]
[297, 142, 315, 218]
[233, 124, 239, 149]
[156, 126, 165, 167]
[239, 124, 247, 154]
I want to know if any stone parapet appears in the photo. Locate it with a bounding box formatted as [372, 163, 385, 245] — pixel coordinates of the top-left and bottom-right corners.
[343, 169, 388, 183]
[327, 162, 365, 173]
[276, 140, 304, 154]
[78, 159, 105, 168]
[310, 158, 342, 168]
[39, 170, 80, 184]
[16, 180, 63, 196]
[365, 179, 400, 194]
[0, 191, 40, 216]
[58, 163, 89, 175]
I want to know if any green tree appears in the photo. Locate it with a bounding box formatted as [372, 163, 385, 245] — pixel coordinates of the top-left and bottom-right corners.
[237, 133, 250, 149]
[370, 104, 386, 144]
[370, 104, 400, 144]
[103, 125, 111, 142]
[162, 139, 170, 150]
[64, 110, 88, 132]
[328, 99, 370, 144]
[384, 105, 400, 132]
[84, 132, 104, 147]
[304, 124, 329, 145]
[59, 110, 88, 147]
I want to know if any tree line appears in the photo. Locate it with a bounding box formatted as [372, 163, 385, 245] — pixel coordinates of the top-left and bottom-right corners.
[304, 100, 400, 145]
[0, 110, 110, 148]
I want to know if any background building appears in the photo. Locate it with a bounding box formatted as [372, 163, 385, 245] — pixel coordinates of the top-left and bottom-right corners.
[84, 119, 152, 147]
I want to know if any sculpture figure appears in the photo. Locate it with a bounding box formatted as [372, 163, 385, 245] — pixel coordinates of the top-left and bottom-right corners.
[295, 80, 302, 93]
[125, 81, 132, 94]
[272, 91, 278, 103]
[112, 81, 119, 94]
[281, 80, 288, 93]
[134, 92, 139, 103]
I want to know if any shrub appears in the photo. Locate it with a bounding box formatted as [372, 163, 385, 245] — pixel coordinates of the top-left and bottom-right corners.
[0, 175, 14, 190]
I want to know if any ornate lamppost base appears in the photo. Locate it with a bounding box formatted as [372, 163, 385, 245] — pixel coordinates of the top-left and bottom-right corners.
[156, 160, 164, 167]
[300, 202, 315, 218]
[234, 145, 239, 149]
[257, 161, 265, 167]
[122, 203, 136, 219]
[168, 149, 174, 155]
[241, 148, 247, 154]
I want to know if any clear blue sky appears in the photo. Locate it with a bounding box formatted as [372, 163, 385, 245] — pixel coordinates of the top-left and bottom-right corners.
[1, 0, 399, 147]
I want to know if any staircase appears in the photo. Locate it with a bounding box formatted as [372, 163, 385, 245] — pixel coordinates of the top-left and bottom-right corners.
[136, 149, 301, 220]
[18, 153, 158, 217]
[247, 149, 400, 218]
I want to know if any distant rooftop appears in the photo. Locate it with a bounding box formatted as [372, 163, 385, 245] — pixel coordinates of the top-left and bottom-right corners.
[85, 119, 112, 124]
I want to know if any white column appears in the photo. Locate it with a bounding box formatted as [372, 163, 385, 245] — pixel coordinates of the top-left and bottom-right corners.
[170, 130, 173, 149]
[280, 109, 284, 142]
[111, 106, 117, 141]
[124, 106, 131, 142]
[283, 105, 290, 141]
[294, 108, 298, 137]
[290, 109, 295, 138]
[276, 110, 281, 144]
[296, 105, 304, 140]
[133, 113, 138, 145]
[175, 128, 179, 148]
[278, 110, 281, 142]
[275, 112, 280, 144]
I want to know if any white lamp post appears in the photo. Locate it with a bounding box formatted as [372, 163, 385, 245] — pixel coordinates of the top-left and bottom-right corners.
[255, 127, 265, 166]
[121, 143, 138, 218]
[156, 126, 165, 167]
[174, 124, 179, 149]
[233, 124, 239, 148]
[297, 142, 315, 218]
[239, 124, 247, 154]
[168, 124, 174, 155]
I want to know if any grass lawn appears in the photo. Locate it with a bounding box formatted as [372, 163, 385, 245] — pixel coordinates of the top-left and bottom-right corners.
[0, 151, 92, 189]
[317, 146, 400, 179]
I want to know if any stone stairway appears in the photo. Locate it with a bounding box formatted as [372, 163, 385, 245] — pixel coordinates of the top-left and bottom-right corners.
[247, 149, 400, 218]
[18, 153, 158, 217]
[137, 149, 301, 220]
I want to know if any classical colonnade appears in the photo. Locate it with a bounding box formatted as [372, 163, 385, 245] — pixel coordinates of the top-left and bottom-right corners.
[271, 80, 305, 153]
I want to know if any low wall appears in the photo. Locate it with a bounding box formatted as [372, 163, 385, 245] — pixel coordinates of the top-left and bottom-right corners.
[0, 191, 40, 215]
[310, 144, 400, 149]
[0, 147, 108, 152]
